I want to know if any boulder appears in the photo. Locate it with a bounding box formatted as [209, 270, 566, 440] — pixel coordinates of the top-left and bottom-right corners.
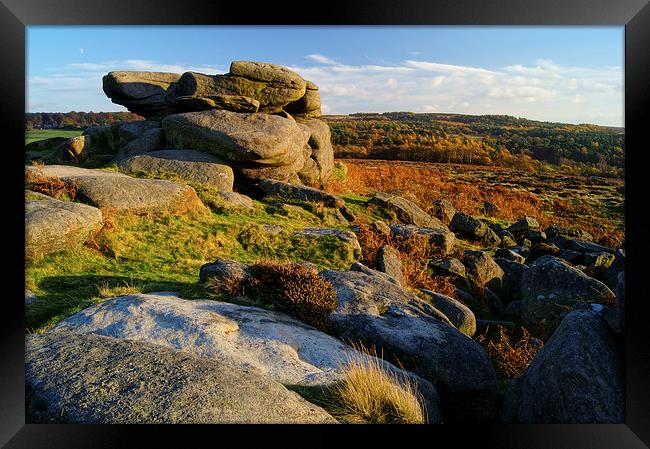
[375, 245, 404, 286]
[494, 248, 526, 264]
[170, 62, 306, 114]
[450, 212, 489, 240]
[371, 192, 445, 229]
[295, 118, 334, 185]
[25, 165, 204, 215]
[389, 224, 456, 256]
[603, 249, 625, 291]
[25, 197, 103, 260]
[463, 250, 504, 295]
[285, 87, 321, 118]
[103, 71, 181, 117]
[172, 94, 260, 113]
[431, 199, 456, 224]
[430, 258, 467, 278]
[482, 228, 502, 249]
[25, 289, 37, 305]
[162, 109, 308, 182]
[547, 235, 615, 255]
[494, 257, 529, 304]
[419, 289, 476, 337]
[118, 128, 165, 158]
[117, 120, 162, 148]
[26, 331, 337, 424]
[199, 258, 250, 284]
[258, 178, 343, 208]
[118, 149, 234, 192]
[519, 255, 616, 330]
[507, 216, 540, 236]
[497, 230, 518, 248]
[25, 136, 69, 152]
[292, 228, 362, 262]
[319, 269, 498, 421]
[502, 310, 624, 423]
[54, 135, 91, 163]
[544, 225, 594, 242]
[583, 252, 616, 269]
[217, 191, 254, 210]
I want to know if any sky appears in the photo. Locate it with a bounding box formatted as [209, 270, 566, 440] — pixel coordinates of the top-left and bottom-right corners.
[27, 26, 624, 126]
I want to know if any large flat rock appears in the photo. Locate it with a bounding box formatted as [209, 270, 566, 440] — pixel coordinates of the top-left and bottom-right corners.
[162, 109, 309, 182]
[26, 331, 337, 423]
[51, 293, 442, 422]
[25, 196, 103, 260]
[103, 71, 181, 118]
[26, 165, 204, 215]
[118, 149, 234, 192]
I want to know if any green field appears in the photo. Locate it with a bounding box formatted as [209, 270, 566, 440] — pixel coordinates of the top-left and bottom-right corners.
[25, 129, 82, 144]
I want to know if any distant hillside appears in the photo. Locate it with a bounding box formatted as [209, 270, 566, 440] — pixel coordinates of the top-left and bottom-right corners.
[322, 112, 624, 178]
[25, 111, 143, 130]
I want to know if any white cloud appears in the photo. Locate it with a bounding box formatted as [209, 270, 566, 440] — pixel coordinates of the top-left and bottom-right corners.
[79, 48, 85, 55]
[305, 54, 338, 65]
[27, 56, 623, 126]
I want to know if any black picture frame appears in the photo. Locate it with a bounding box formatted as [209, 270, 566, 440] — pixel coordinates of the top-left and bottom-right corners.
[2, 0, 649, 446]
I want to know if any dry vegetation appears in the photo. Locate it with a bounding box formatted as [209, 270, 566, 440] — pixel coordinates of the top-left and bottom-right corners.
[354, 221, 457, 298]
[327, 159, 624, 247]
[25, 166, 79, 201]
[475, 326, 543, 382]
[330, 345, 427, 424]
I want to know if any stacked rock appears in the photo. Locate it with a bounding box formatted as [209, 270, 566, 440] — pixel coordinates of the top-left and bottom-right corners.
[95, 61, 332, 186]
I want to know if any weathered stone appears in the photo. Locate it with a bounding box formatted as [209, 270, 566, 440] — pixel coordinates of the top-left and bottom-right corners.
[482, 227, 502, 249]
[503, 300, 521, 318]
[419, 289, 476, 337]
[26, 331, 337, 424]
[173, 94, 260, 113]
[519, 255, 616, 330]
[25, 197, 103, 260]
[55, 135, 91, 163]
[117, 120, 162, 148]
[389, 224, 456, 256]
[25, 289, 37, 305]
[430, 258, 467, 278]
[431, 199, 456, 224]
[498, 230, 518, 248]
[319, 269, 498, 422]
[450, 212, 489, 240]
[375, 245, 404, 286]
[25, 137, 69, 152]
[295, 118, 334, 185]
[103, 71, 181, 117]
[507, 216, 540, 235]
[502, 310, 624, 423]
[547, 235, 615, 255]
[371, 192, 446, 229]
[370, 220, 391, 237]
[118, 149, 234, 191]
[483, 201, 499, 215]
[545, 225, 594, 242]
[603, 249, 625, 291]
[494, 257, 529, 304]
[349, 262, 403, 287]
[258, 178, 343, 208]
[199, 258, 250, 284]
[119, 128, 165, 158]
[25, 165, 204, 215]
[494, 248, 526, 264]
[463, 250, 504, 295]
[583, 252, 616, 269]
[285, 87, 321, 118]
[293, 228, 362, 261]
[217, 191, 254, 210]
[162, 109, 308, 182]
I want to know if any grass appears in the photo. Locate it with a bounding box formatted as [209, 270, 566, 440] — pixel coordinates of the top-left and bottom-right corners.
[26, 198, 358, 333]
[286, 344, 426, 424]
[26, 129, 82, 145]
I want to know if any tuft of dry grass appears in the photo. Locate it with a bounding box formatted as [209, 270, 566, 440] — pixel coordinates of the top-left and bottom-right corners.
[84, 208, 118, 259]
[331, 344, 427, 424]
[96, 280, 141, 298]
[475, 326, 542, 381]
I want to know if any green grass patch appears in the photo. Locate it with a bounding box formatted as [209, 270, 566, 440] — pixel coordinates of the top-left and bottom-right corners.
[26, 200, 358, 332]
[26, 129, 82, 144]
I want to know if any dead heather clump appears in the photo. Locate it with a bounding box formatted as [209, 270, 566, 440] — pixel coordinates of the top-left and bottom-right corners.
[476, 326, 542, 381]
[25, 169, 79, 201]
[83, 208, 117, 259]
[207, 260, 338, 333]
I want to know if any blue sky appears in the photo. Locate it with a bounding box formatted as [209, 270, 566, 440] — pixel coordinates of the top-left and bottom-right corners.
[27, 26, 624, 126]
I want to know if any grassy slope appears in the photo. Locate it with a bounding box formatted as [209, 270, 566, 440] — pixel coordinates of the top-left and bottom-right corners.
[25, 191, 376, 333]
[26, 129, 82, 144]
